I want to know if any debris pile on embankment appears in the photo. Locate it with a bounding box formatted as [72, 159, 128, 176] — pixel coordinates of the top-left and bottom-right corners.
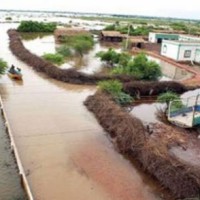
[123, 81, 189, 96]
[85, 91, 200, 199]
[8, 29, 135, 85]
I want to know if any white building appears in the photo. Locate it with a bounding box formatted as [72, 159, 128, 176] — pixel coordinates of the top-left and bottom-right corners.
[148, 32, 179, 43]
[161, 40, 200, 63]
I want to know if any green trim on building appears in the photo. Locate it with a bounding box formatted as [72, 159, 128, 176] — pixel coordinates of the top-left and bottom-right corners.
[155, 33, 179, 40]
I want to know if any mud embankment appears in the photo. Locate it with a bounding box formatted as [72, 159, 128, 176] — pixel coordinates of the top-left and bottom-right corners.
[123, 81, 190, 97]
[8, 29, 135, 85]
[84, 91, 200, 199]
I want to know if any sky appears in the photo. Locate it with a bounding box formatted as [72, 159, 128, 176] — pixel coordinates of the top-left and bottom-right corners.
[1, 0, 200, 20]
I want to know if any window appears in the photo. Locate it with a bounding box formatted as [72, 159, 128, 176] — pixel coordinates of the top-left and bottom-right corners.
[162, 44, 167, 53]
[184, 50, 191, 58]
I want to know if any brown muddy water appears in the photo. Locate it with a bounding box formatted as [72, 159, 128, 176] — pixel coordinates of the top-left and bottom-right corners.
[22, 28, 193, 80]
[0, 23, 178, 200]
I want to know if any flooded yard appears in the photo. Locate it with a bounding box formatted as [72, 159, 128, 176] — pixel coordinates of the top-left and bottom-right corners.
[22, 30, 193, 80]
[0, 23, 167, 200]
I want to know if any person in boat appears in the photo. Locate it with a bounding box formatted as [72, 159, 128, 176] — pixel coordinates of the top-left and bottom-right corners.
[9, 65, 22, 75]
[8, 65, 16, 74]
[16, 67, 22, 75]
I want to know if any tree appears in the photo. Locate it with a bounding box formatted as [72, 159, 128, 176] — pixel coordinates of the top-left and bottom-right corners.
[129, 53, 161, 80]
[157, 92, 182, 111]
[97, 50, 162, 81]
[56, 45, 71, 57]
[0, 59, 8, 75]
[74, 40, 93, 57]
[96, 48, 120, 66]
[58, 34, 94, 57]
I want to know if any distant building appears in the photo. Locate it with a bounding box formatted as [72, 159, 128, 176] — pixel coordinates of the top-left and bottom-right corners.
[161, 40, 200, 63]
[148, 32, 179, 43]
[54, 28, 91, 43]
[100, 31, 126, 42]
[128, 36, 147, 48]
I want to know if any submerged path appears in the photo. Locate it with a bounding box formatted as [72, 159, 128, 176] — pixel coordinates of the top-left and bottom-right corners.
[0, 24, 162, 200]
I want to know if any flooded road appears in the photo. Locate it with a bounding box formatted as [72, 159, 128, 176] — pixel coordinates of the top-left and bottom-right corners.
[0, 23, 165, 200]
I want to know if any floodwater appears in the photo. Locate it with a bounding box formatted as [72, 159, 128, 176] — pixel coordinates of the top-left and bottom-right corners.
[0, 113, 27, 200]
[22, 34, 118, 74]
[130, 102, 165, 124]
[22, 30, 193, 80]
[0, 23, 167, 200]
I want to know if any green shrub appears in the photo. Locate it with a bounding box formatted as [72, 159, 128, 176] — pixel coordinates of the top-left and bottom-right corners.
[98, 80, 133, 105]
[56, 45, 71, 57]
[42, 53, 64, 65]
[157, 92, 180, 105]
[59, 34, 94, 57]
[157, 91, 185, 112]
[112, 52, 162, 80]
[17, 21, 57, 32]
[0, 59, 8, 75]
[114, 92, 133, 105]
[96, 48, 120, 65]
[98, 80, 122, 95]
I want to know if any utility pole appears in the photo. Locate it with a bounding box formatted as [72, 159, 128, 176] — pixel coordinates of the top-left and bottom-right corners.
[125, 24, 131, 50]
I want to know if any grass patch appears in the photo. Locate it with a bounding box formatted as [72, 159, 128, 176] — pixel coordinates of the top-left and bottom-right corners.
[42, 53, 64, 65]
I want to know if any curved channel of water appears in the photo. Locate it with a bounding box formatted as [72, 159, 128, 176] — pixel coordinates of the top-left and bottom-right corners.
[0, 23, 169, 200]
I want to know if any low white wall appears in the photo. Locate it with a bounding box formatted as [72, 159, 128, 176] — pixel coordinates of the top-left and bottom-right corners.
[148, 32, 156, 43]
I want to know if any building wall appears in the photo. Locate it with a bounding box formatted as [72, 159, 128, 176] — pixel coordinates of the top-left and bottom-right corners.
[194, 49, 200, 63]
[161, 40, 200, 62]
[148, 32, 179, 43]
[161, 42, 179, 60]
[178, 45, 197, 61]
[148, 32, 156, 43]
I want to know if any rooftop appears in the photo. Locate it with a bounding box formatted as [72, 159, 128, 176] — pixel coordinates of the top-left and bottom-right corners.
[101, 31, 126, 38]
[163, 39, 200, 45]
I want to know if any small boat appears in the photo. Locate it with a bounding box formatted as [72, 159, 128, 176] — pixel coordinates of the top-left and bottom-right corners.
[168, 95, 200, 128]
[8, 72, 23, 80]
[7, 65, 23, 80]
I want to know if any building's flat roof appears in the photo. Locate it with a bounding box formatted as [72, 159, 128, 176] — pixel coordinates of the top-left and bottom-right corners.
[101, 31, 126, 37]
[179, 34, 200, 39]
[163, 40, 200, 45]
[149, 32, 179, 36]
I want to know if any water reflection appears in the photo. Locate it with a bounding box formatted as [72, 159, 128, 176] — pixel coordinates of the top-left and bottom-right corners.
[21, 32, 52, 41]
[22, 33, 193, 81]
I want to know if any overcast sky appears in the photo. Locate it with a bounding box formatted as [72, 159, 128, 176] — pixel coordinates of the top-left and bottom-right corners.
[1, 0, 200, 19]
